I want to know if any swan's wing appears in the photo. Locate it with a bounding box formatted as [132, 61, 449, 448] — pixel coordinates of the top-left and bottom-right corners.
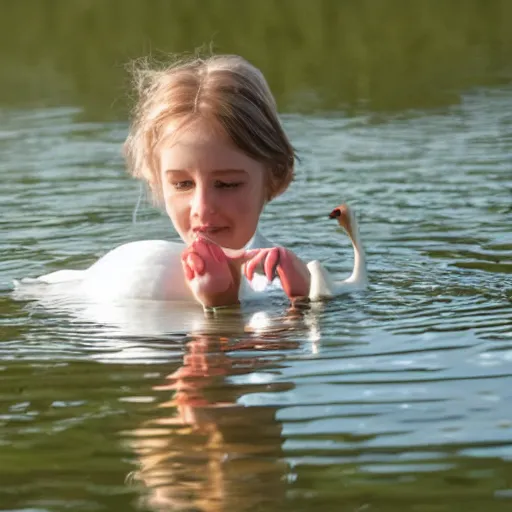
[12, 269, 87, 303]
[14, 269, 86, 287]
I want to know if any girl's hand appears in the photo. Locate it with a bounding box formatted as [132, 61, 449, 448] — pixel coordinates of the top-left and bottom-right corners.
[181, 237, 242, 308]
[243, 247, 311, 300]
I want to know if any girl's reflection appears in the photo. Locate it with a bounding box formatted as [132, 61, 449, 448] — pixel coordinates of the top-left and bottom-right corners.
[126, 306, 314, 512]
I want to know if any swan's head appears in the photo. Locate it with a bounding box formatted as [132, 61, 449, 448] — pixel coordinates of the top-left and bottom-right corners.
[329, 203, 360, 244]
[329, 204, 352, 231]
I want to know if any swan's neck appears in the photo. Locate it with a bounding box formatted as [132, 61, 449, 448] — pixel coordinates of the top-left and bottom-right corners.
[347, 223, 367, 285]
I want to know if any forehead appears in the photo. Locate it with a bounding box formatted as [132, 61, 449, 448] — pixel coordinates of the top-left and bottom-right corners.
[158, 118, 263, 173]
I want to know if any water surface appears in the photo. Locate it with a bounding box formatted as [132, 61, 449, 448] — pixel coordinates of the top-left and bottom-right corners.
[1, 2, 511, 511]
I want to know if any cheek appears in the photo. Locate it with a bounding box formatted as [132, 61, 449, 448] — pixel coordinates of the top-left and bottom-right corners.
[231, 196, 263, 230]
[241, 175, 267, 214]
[163, 191, 187, 227]
[162, 186, 174, 216]
[164, 201, 176, 223]
[225, 193, 261, 220]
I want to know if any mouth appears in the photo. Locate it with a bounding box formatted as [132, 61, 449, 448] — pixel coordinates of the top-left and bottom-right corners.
[328, 209, 341, 219]
[192, 227, 229, 243]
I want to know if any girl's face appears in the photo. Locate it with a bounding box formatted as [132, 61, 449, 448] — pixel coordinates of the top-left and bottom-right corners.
[159, 119, 267, 250]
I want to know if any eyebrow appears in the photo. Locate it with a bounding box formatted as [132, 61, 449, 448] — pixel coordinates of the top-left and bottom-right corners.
[164, 168, 248, 175]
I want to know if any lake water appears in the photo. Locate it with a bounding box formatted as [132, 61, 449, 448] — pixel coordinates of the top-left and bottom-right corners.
[1, 2, 511, 511]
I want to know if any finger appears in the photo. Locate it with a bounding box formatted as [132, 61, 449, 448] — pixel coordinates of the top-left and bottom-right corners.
[186, 252, 205, 275]
[244, 249, 269, 281]
[275, 249, 298, 298]
[276, 265, 293, 298]
[209, 243, 226, 264]
[180, 251, 195, 280]
[264, 248, 280, 282]
[242, 249, 260, 261]
[190, 239, 213, 261]
[275, 251, 309, 298]
[244, 250, 268, 281]
[193, 238, 226, 265]
[181, 259, 194, 280]
[223, 247, 246, 261]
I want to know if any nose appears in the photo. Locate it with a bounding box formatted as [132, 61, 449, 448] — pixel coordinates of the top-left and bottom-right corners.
[190, 182, 217, 220]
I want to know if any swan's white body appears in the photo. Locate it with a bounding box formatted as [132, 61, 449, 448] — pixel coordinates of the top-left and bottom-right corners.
[13, 205, 367, 304]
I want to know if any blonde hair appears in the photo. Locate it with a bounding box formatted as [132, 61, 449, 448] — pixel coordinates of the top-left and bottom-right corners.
[124, 54, 297, 204]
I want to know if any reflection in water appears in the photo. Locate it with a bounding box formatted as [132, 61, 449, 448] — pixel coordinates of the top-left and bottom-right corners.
[124, 308, 313, 512]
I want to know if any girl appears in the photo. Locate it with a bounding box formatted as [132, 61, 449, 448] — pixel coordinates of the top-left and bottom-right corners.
[122, 53, 335, 309]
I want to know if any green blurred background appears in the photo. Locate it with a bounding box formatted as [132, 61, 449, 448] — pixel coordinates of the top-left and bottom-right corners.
[1, 0, 511, 119]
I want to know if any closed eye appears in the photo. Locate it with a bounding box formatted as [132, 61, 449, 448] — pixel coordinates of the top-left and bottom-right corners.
[172, 180, 194, 190]
[214, 180, 244, 189]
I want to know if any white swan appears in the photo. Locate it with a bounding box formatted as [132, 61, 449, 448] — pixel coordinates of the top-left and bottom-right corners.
[308, 204, 368, 301]
[13, 204, 367, 304]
